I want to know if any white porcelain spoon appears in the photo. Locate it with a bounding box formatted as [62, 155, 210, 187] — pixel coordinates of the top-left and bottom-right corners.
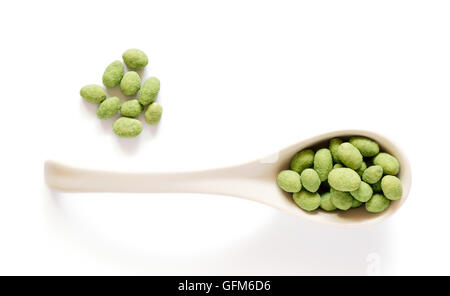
[45, 130, 411, 227]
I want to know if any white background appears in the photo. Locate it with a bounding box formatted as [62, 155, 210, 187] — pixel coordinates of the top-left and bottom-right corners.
[0, 0, 449, 275]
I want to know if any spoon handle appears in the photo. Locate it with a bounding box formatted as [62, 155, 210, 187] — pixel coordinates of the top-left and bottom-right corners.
[44, 160, 278, 200]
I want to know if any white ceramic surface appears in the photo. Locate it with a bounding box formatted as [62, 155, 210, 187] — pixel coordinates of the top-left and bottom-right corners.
[45, 129, 411, 227]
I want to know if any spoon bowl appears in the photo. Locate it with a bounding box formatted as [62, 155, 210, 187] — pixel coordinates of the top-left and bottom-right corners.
[45, 129, 411, 227]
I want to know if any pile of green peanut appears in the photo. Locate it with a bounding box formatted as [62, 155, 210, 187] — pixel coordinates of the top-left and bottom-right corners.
[79, 49, 162, 138]
[277, 136, 402, 214]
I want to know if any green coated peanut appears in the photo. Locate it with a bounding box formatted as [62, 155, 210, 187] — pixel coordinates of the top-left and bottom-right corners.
[290, 149, 314, 173]
[293, 190, 321, 211]
[121, 99, 143, 117]
[350, 181, 373, 202]
[337, 142, 363, 170]
[277, 135, 402, 215]
[120, 71, 141, 96]
[333, 163, 344, 169]
[372, 180, 382, 193]
[277, 170, 302, 193]
[328, 168, 361, 192]
[329, 138, 343, 163]
[97, 96, 121, 120]
[122, 48, 148, 70]
[144, 102, 163, 125]
[113, 117, 143, 138]
[320, 192, 337, 211]
[349, 136, 380, 157]
[314, 148, 333, 182]
[356, 161, 367, 177]
[373, 152, 400, 175]
[139, 77, 160, 105]
[352, 199, 363, 208]
[330, 188, 353, 210]
[381, 175, 403, 200]
[80, 84, 106, 104]
[300, 168, 321, 193]
[362, 165, 383, 184]
[365, 193, 391, 213]
[102, 60, 124, 88]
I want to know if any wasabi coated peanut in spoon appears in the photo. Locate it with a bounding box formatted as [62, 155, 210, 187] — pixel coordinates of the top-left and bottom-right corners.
[381, 175, 402, 200]
[356, 161, 367, 177]
[362, 165, 383, 184]
[352, 199, 363, 208]
[350, 181, 373, 202]
[313, 148, 333, 182]
[320, 192, 337, 211]
[349, 136, 380, 157]
[290, 149, 314, 173]
[337, 142, 363, 170]
[328, 168, 361, 192]
[277, 170, 301, 193]
[277, 134, 406, 216]
[372, 180, 382, 193]
[330, 188, 353, 210]
[373, 153, 400, 175]
[293, 190, 321, 211]
[329, 138, 343, 164]
[365, 193, 391, 213]
[300, 168, 321, 193]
